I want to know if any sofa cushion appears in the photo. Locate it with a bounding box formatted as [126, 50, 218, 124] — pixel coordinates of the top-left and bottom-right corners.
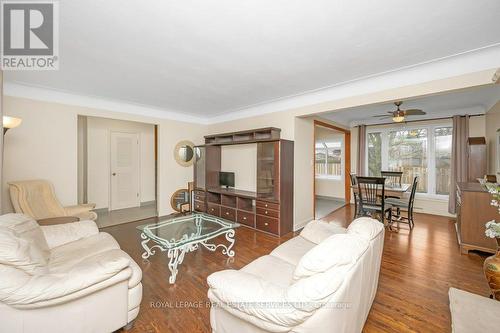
[300, 220, 346, 244]
[270, 237, 316, 266]
[242, 255, 295, 287]
[287, 264, 352, 312]
[293, 233, 369, 281]
[0, 214, 50, 275]
[41, 220, 99, 249]
[48, 232, 120, 273]
[347, 217, 384, 241]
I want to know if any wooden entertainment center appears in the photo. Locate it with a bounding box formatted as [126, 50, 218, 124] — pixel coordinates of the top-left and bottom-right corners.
[193, 127, 294, 236]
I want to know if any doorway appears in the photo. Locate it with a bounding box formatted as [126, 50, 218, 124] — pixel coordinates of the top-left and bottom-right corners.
[78, 116, 158, 227]
[313, 120, 351, 219]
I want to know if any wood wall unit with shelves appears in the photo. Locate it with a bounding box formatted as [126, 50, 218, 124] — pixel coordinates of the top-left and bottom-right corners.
[455, 182, 497, 254]
[193, 128, 293, 236]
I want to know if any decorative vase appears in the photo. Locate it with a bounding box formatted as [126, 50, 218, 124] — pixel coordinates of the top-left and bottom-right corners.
[484, 237, 500, 300]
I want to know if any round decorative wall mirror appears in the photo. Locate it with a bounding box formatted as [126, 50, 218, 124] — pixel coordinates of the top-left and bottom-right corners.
[174, 140, 195, 166]
[171, 189, 190, 212]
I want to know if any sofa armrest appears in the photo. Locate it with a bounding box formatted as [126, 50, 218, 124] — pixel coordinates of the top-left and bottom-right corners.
[0, 250, 131, 308]
[41, 220, 99, 249]
[207, 270, 311, 329]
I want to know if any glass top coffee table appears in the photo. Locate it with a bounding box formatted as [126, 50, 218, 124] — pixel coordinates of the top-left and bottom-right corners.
[137, 213, 240, 284]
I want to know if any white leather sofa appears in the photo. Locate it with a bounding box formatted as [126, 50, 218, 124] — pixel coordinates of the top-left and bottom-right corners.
[208, 217, 384, 333]
[0, 213, 142, 333]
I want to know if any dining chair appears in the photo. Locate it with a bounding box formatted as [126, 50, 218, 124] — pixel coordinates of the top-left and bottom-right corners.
[386, 176, 418, 230]
[381, 171, 403, 187]
[381, 170, 403, 199]
[356, 176, 392, 225]
[349, 173, 359, 219]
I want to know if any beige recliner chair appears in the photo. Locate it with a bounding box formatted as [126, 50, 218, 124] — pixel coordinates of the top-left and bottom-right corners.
[9, 179, 97, 221]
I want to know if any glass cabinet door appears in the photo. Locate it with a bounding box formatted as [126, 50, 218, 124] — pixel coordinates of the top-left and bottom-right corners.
[257, 142, 279, 200]
[194, 146, 206, 189]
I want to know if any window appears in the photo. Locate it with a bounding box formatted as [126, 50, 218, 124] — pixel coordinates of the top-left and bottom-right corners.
[367, 132, 381, 176]
[366, 124, 452, 196]
[388, 129, 428, 193]
[434, 127, 452, 195]
[315, 141, 343, 179]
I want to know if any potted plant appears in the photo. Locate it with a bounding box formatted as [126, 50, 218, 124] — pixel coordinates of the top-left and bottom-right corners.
[484, 185, 500, 300]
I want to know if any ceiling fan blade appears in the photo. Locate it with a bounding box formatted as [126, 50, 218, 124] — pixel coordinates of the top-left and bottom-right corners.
[372, 114, 391, 118]
[404, 109, 425, 116]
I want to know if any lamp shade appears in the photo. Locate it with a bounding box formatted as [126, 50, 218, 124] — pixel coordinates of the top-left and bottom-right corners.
[3, 116, 22, 129]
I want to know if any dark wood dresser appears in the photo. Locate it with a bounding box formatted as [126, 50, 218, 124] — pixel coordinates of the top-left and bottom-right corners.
[455, 182, 497, 254]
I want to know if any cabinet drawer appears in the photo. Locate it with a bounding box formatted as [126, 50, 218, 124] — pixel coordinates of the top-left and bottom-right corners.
[207, 203, 220, 217]
[256, 200, 279, 211]
[237, 210, 255, 227]
[194, 190, 205, 196]
[220, 207, 236, 222]
[256, 207, 279, 218]
[256, 215, 279, 234]
[194, 193, 205, 202]
[194, 200, 206, 212]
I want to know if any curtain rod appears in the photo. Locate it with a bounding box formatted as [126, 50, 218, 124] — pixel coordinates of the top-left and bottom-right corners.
[359, 114, 484, 128]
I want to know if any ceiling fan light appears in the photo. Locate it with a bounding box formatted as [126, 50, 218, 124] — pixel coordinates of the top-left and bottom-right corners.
[392, 115, 405, 122]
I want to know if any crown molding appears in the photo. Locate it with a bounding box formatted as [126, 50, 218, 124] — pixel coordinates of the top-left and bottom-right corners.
[3, 82, 209, 124]
[4, 43, 500, 126]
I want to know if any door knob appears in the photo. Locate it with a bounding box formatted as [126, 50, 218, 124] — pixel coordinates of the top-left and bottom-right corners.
[112, 173, 116, 176]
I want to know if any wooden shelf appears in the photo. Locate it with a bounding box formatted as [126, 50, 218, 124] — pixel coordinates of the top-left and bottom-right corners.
[204, 127, 280, 146]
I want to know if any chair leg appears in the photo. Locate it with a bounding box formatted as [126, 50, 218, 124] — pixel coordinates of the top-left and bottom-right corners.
[387, 209, 392, 230]
[353, 200, 358, 219]
[409, 209, 415, 229]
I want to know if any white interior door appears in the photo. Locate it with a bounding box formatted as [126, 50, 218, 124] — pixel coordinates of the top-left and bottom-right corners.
[110, 132, 140, 210]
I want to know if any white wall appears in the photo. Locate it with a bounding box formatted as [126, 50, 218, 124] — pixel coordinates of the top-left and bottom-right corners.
[3, 96, 205, 216]
[221, 144, 257, 192]
[86, 116, 156, 209]
[485, 102, 500, 174]
[315, 126, 345, 200]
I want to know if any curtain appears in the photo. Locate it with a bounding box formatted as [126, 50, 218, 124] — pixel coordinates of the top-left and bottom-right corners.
[448, 115, 469, 214]
[357, 125, 366, 175]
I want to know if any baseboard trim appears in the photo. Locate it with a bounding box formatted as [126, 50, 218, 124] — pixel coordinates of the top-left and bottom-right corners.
[95, 201, 157, 213]
[315, 195, 345, 202]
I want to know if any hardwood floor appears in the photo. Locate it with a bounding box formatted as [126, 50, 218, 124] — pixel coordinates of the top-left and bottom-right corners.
[105, 205, 490, 333]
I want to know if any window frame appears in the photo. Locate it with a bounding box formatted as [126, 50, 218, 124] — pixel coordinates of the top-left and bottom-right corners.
[315, 139, 344, 180]
[365, 120, 452, 199]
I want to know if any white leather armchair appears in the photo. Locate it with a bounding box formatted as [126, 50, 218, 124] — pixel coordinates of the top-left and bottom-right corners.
[208, 217, 384, 333]
[0, 213, 142, 333]
[9, 179, 98, 221]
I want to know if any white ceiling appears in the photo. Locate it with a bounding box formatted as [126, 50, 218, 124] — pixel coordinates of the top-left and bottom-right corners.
[5, 0, 500, 120]
[319, 85, 500, 127]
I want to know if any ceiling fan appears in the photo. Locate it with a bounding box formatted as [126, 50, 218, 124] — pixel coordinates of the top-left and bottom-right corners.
[373, 101, 426, 123]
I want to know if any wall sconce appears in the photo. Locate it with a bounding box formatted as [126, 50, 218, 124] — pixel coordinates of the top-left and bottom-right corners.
[3, 116, 22, 135]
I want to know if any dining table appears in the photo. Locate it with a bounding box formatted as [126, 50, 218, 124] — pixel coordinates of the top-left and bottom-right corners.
[351, 183, 411, 198]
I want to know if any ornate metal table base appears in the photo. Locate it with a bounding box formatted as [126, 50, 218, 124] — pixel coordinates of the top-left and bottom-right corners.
[141, 229, 236, 284]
